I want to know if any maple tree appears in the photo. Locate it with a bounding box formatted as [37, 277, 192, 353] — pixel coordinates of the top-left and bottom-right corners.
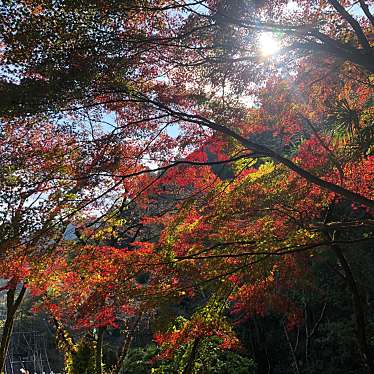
[0, 117, 152, 372]
[153, 148, 373, 369]
[1, 0, 374, 373]
[0, 119, 84, 371]
[28, 241, 156, 373]
[2, 0, 372, 206]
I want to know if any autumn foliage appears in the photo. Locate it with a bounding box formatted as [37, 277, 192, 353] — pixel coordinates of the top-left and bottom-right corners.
[0, 0, 374, 373]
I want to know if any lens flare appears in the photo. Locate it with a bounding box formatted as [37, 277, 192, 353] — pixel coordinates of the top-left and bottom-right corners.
[258, 32, 280, 57]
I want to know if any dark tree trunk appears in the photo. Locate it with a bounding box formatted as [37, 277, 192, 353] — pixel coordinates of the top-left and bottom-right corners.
[111, 314, 142, 374]
[0, 285, 26, 373]
[331, 245, 374, 374]
[182, 337, 201, 374]
[95, 327, 104, 374]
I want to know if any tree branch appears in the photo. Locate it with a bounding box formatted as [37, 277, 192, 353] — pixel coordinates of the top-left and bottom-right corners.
[358, 0, 374, 26]
[328, 0, 372, 53]
[141, 96, 374, 209]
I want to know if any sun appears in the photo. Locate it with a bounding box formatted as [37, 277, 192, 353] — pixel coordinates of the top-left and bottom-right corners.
[258, 32, 280, 57]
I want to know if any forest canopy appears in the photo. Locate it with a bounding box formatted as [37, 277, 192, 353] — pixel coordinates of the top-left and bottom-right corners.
[0, 0, 373, 373]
